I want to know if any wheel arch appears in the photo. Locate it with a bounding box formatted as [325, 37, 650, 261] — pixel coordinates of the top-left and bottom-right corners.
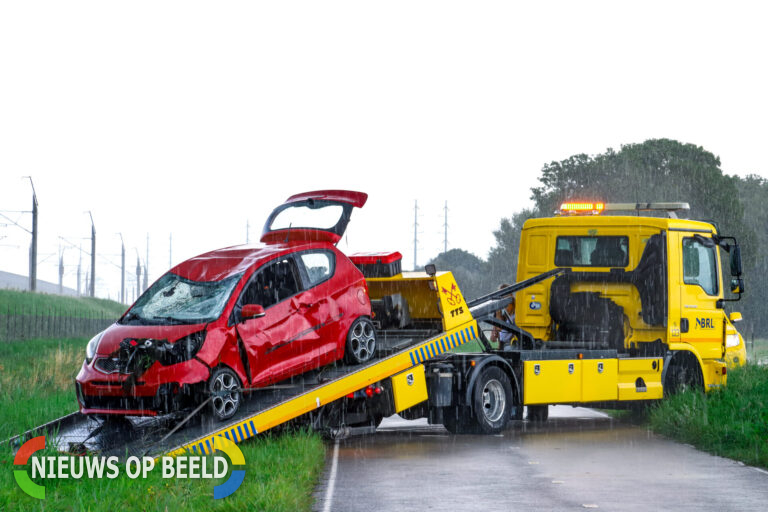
[464, 356, 520, 415]
[663, 347, 705, 389]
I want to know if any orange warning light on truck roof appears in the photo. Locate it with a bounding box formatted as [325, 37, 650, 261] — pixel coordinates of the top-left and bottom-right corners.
[559, 202, 605, 215]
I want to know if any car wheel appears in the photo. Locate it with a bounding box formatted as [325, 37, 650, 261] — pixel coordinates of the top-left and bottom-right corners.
[208, 367, 242, 421]
[472, 366, 513, 434]
[344, 317, 377, 365]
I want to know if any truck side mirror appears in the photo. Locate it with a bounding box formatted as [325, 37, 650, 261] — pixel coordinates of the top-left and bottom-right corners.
[730, 278, 744, 295]
[730, 245, 742, 276]
[241, 304, 266, 320]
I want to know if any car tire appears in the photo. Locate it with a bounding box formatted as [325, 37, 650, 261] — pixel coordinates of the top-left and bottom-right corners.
[344, 317, 377, 365]
[208, 367, 242, 422]
[472, 366, 513, 434]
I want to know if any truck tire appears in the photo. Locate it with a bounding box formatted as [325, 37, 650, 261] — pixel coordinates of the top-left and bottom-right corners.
[527, 405, 549, 422]
[443, 407, 478, 435]
[664, 352, 703, 396]
[471, 366, 513, 434]
[344, 317, 377, 365]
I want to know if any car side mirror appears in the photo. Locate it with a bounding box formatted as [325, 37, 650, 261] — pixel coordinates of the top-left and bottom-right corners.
[241, 304, 266, 320]
[730, 278, 744, 295]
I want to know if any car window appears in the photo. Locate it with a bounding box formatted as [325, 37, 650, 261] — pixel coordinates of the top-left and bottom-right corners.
[240, 257, 302, 310]
[270, 204, 344, 230]
[298, 251, 335, 287]
[555, 236, 628, 267]
[683, 237, 718, 295]
[123, 272, 241, 325]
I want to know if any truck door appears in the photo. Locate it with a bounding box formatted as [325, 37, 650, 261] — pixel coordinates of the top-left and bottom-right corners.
[670, 231, 723, 359]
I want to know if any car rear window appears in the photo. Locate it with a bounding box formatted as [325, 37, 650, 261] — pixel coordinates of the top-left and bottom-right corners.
[555, 236, 629, 267]
[298, 251, 335, 287]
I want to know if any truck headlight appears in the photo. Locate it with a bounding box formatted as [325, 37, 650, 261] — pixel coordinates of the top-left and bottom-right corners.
[725, 333, 740, 348]
[85, 331, 105, 364]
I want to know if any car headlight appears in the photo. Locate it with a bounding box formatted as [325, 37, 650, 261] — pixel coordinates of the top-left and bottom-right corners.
[725, 333, 741, 348]
[85, 331, 105, 364]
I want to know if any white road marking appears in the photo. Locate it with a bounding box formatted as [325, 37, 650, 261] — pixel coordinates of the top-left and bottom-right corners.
[321, 441, 340, 512]
[751, 467, 768, 476]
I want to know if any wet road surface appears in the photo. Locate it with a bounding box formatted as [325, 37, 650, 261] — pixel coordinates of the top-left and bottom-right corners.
[314, 406, 768, 511]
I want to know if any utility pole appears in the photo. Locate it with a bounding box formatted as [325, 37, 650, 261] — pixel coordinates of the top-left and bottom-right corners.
[119, 234, 125, 304]
[413, 200, 419, 271]
[24, 177, 38, 292]
[136, 252, 142, 300]
[58, 247, 64, 294]
[88, 211, 96, 297]
[77, 245, 82, 296]
[145, 233, 150, 292]
[443, 200, 449, 254]
[246, 220, 250, 244]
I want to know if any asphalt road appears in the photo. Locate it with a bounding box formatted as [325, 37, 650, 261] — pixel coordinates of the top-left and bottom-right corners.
[313, 407, 768, 511]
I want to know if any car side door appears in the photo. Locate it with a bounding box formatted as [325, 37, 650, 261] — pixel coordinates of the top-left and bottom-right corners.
[293, 250, 342, 370]
[234, 256, 314, 386]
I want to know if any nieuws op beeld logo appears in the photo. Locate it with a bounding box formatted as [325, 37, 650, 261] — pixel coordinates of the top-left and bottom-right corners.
[14, 435, 245, 500]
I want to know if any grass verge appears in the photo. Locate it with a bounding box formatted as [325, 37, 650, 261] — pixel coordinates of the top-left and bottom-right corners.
[648, 364, 768, 469]
[0, 289, 126, 318]
[0, 337, 327, 511]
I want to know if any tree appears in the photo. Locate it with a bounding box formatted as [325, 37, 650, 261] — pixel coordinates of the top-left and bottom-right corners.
[531, 139, 744, 238]
[734, 174, 768, 337]
[486, 208, 537, 287]
[428, 249, 490, 301]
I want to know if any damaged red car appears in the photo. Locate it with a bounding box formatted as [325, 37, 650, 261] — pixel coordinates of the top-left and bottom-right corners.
[75, 190, 376, 421]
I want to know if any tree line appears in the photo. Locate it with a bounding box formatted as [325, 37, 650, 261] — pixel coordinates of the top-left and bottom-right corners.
[429, 139, 767, 337]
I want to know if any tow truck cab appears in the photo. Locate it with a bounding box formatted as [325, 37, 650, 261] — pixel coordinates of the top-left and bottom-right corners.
[515, 202, 746, 391]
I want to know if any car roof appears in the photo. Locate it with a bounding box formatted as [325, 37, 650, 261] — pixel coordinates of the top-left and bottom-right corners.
[170, 241, 327, 282]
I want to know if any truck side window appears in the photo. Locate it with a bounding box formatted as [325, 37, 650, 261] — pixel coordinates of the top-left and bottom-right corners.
[555, 236, 628, 267]
[682, 238, 718, 296]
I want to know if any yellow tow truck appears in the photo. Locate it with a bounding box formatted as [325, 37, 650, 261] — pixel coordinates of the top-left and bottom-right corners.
[164, 200, 748, 446]
[41, 201, 745, 456]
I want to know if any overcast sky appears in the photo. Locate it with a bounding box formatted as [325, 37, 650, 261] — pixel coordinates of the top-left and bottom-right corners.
[1, 1, 766, 303]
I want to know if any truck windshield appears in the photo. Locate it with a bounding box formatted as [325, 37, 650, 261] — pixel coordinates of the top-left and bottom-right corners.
[555, 236, 629, 267]
[121, 272, 242, 325]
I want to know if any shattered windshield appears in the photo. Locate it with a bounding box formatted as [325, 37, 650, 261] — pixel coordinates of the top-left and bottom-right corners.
[121, 272, 242, 325]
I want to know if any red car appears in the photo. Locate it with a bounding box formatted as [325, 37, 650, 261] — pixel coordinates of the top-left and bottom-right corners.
[76, 190, 376, 420]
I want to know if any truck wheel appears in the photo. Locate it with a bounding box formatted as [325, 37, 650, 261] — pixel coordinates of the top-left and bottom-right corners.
[208, 367, 242, 421]
[344, 317, 377, 365]
[472, 366, 513, 434]
[664, 352, 703, 396]
[443, 407, 478, 434]
[527, 405, 549, 422]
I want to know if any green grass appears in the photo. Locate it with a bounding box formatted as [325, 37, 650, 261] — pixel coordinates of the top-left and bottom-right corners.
[0, 337, 327, 511]
[0, 289, 126, 318]
[0, 337, 84, 440]
[648, 364, 768, 469]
